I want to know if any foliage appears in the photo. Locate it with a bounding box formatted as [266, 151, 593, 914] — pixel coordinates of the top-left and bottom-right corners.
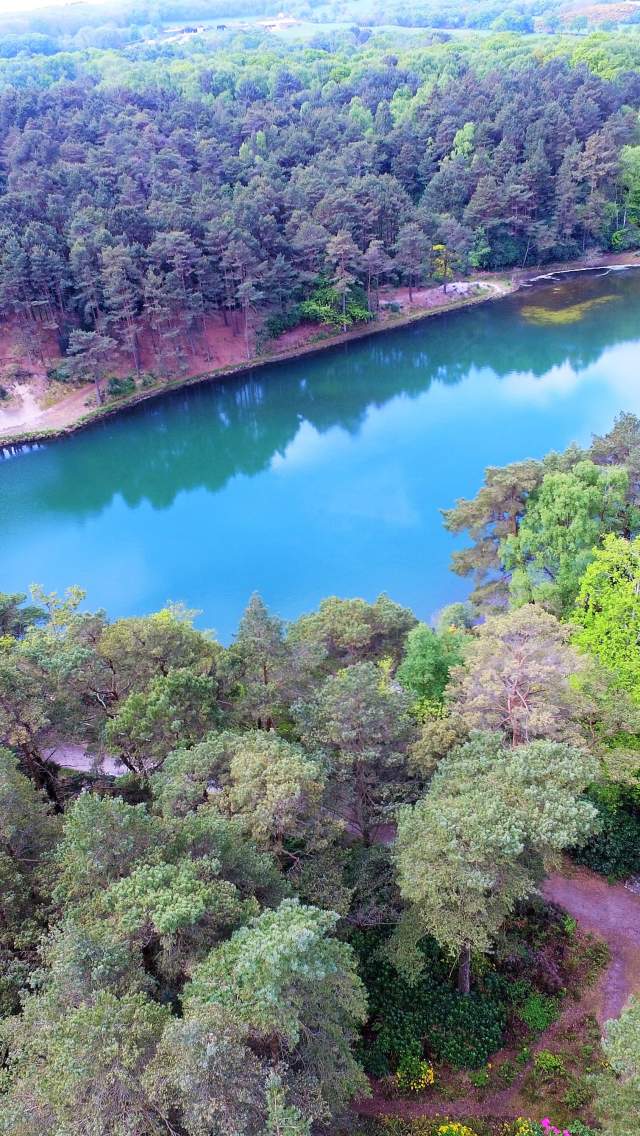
[447, 606, 585, 746]
[299, 282, 371, 331]
[397, 623, 466, 703]
[518, 992, 560, 1033]
[503, 461, 630, 614]
[393, 733, 597, 990]
[571, 785, 640, 879]
[106, 375, 135, 398]
[352, 928, 507, 1073]
[395, 1054, 435, 1095]
[573, 534, 640, 701]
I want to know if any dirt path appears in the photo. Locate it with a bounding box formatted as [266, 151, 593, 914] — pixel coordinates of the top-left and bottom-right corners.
[542, 866, 640, 1022]
[355, 866, 640, 1121]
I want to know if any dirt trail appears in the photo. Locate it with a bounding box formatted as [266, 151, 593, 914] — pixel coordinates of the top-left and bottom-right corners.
[355, 866, 640, 1121]
[542, 866, 640, 1022]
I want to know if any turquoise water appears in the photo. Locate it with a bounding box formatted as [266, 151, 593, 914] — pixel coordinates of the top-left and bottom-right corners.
[1, 270, 639, 641]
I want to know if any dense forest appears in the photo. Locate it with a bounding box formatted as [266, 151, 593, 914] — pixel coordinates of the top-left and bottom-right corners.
[1, 413, 640, 1136]
[2, 26, 640, 384]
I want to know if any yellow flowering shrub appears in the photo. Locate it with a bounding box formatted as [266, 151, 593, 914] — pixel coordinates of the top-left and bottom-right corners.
[395, 1055, 435, 1094]
[437, 1125, 479, 1136]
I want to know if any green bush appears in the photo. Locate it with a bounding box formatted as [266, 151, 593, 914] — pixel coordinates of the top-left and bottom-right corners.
[0, 385, 8, 401]
[351, 930, 506, 1073]
[47, 363, 72, 383]
[106, 375, 136, 399]
[517, 992, 560, 1033]
[533, 1049, 566, 1081]
[299, 281, 372, 330]
[262, 307, 303, 339]
[572, 787, 640, 879]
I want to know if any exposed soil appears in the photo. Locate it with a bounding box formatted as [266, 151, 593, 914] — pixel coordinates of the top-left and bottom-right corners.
[355, 865, 640, 1122]
[542, 864, 640, 1022]
[0, 275, 511, 444]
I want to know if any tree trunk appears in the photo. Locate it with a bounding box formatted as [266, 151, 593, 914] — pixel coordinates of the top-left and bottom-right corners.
[457, 942, 471, 995]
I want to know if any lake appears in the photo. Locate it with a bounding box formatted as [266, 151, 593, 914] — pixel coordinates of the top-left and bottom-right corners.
[1, 268, 639, 641]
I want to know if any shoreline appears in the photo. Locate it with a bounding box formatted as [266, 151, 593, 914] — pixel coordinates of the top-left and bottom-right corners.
[1, 252, 638, 453]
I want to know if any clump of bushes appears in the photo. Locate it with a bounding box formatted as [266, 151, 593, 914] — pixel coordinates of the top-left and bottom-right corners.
[262, 307, 304, 339]
[299, 282, 372, 330]
[571, 784, 640, 879]
[106, 375, 136, 399]
[518, 993, 560, 1033]
[352, 930, 507, 1074]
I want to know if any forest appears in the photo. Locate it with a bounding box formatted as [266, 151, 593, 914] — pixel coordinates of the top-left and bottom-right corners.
[1, 412, 640, 1136]
[2, 25, 640, 386]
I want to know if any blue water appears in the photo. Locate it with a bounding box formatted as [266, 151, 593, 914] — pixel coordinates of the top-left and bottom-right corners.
[1, 270, 639, 640]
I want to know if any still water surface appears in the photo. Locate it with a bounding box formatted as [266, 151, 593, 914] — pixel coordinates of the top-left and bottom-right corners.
[1, 270, 639, 640]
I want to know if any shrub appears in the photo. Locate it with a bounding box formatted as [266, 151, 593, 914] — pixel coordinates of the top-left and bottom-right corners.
[533, 1050, 566, 1081]
[299, 281, 372, 330]
[572, 786, 640, 879]
[47, 363, 72, 383]
[0, 385, 8, 400]
[353, 929, 507, 1072]
[262, 307, 303, 339]
[395, 1054, 435, 1095]
[517, 993, 560, 1033]
[437, 1126, 479, 1136]
[106, 375, 136, 398]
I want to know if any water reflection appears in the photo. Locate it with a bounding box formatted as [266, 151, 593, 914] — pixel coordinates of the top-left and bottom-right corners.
[1, 270, 640, 638]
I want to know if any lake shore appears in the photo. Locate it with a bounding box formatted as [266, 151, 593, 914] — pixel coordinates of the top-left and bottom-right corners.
[0, 250, 637, 452]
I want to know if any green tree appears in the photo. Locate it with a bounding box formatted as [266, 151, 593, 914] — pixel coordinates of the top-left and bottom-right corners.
[0, 990, 170, 1136]
[394, 222, 430, 301]
[397, 622, 466, 704]
[325, 230, 361, 331]
[66, 329, 117, 405]
[393, 733, 597, 993]
[574, 534, 640, 701]
[502, 460, 630, 614]
[295, 661, 414, 843]
[105, 668, 219, 778]
[183, 900, 368, 1118]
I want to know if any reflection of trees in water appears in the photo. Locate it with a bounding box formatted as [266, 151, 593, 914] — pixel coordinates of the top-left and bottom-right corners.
[5, 273, 640, 519]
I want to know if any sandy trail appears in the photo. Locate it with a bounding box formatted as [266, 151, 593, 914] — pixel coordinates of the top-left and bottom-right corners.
[542, 866, 640, 1022]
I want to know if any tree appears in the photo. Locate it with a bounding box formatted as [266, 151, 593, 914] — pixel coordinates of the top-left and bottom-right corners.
[448, 606, 584, 746]
[218, 731, 325, 858]
[182, 900, 368, 1118]
[0, 990, 170, 1136]
[288, 594, 415, 673]
[362, 238, 390, 311]
[574, 534, 640, 701]
[66, 329, 117, 405]
[397, 623, 466, 704]
[442, 458, 544, 610]
[393, 733, 597, 993]
[393, 222, 430, 301]
[226, 594, 293, 729]
[325, 229, 361, 331]
[295, 661, 414, 843]
[0, 748, 59, 1014]
[0, 592, 44, 638]
[502, 460, 630, 614]
[104, 669, 219, 778]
